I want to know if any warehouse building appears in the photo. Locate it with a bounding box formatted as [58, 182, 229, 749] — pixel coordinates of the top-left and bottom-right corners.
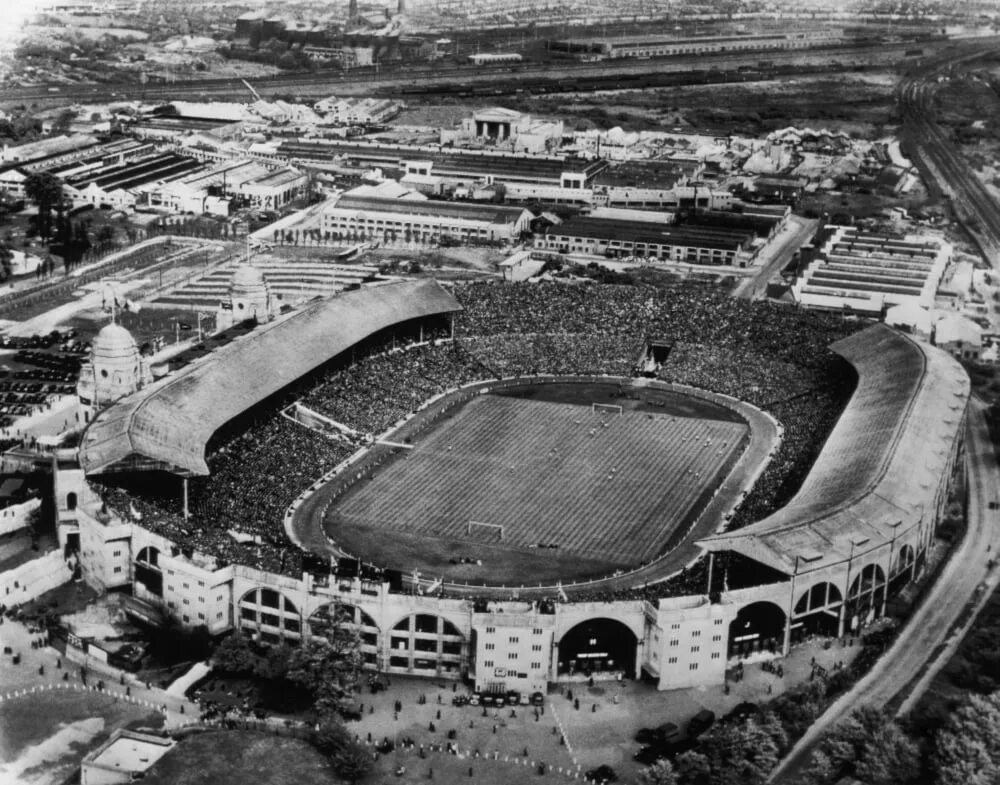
[535, 213, 757, 265]
[792, 226, 951, 314]
[322, 183, 531, 245]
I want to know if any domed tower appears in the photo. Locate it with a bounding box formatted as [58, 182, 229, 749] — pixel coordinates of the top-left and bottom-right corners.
[77, 323, 149, 423]
[218, 263, 274, 330]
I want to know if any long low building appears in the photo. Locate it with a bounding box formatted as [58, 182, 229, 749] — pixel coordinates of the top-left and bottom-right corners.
[793, 226, 951, 314]
[322, 188, 532, 246]
[56, 323, 968, 696]
[273, 139, 608, 188]
[535, 214, 757, 266]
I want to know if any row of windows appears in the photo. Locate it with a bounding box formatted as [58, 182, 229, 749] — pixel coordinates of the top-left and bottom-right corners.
[483, 627, 545, 636]
[481, 660, 544, 671]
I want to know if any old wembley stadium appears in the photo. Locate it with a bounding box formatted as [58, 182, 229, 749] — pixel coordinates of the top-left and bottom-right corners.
[54, 274, 969, 696]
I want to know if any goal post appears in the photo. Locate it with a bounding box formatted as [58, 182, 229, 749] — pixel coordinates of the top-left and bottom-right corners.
[592, 403, 624, 417]
[467, 520, 504, 541]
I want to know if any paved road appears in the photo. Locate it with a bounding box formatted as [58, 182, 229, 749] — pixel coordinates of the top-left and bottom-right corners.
[768, 399, 1000, 783]
[733, 216, 816, 300]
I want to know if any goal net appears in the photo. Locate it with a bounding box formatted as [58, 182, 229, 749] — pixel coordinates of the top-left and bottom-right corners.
[467, 520, 505, 541]
[592, 403, 624, 417]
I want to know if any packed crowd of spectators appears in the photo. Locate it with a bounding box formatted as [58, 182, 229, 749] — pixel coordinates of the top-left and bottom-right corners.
[93, 279, 862, 594]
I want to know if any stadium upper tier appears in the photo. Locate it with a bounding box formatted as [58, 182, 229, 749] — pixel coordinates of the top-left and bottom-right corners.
[698, 323, 969, 576]
[79, 279, 461, 477]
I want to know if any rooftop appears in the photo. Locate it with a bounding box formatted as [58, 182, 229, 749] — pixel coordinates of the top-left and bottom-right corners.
[332, 194, 529, 224]
[699, 324, 969, 575]
[79, 280, 461, 477]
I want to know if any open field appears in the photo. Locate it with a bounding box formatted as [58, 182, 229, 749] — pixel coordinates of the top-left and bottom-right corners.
[325, 384, 747, 584]
[141, 730, 338, 785]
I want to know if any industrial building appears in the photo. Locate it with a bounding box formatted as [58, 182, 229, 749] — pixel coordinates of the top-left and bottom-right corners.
[321, 182, 531, 245]
[534, 212, 757, 266]
[274, 139, 608, 188]
[547, 29, 842, 59]
[792, 226, 951, 314]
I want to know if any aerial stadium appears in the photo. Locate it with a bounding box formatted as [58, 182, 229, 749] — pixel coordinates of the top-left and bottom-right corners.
[57, 271, 969, 697]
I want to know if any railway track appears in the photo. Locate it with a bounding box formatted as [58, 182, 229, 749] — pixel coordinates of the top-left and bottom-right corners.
[2, 36, 981, 106]
[897, 44, 1000, 265]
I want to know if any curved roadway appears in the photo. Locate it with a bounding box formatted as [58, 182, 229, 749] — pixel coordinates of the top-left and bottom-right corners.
[768, 399, 1000, 783]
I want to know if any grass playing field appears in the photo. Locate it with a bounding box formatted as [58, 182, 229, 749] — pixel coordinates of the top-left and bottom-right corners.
[324, 383, 748, 585]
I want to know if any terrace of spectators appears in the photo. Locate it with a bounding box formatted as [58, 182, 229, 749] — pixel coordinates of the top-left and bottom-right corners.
[699, 323, 969, 576]
[79, 279, 461, 477]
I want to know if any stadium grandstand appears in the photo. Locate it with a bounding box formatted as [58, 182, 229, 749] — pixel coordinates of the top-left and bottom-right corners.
[79, 279, 460, 477]
[56, 280, 968, 695]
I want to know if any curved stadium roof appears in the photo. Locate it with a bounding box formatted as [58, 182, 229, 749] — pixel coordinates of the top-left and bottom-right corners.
[79, 279, 461, 477]
[698, 323, 970, 576]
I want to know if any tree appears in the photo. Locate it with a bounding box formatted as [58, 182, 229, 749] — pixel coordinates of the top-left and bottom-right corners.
[329, 737, 373, 784]
[934, 692, 1000, 785]
[806, 706, 920, 785]
[637, 760, 679, 785]
[673, 751, 711, 785]
[24, 171, 63, 241]
[0, 242, 11, 281]
[212, 633, 260, 674]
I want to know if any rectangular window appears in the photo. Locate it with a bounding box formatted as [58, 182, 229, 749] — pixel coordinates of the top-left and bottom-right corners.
[113, 566, 122, 574]
[485, 627, 495, 634]
[508, 636, 519, 644]
[667, 656, 677, 664]
[689, 663, 698, 670]
[670, 639, 679, 647]
[485, 643, 495, 651]
[671, 623, 680, 630]
[216, 612, 224, 620]
[217, 595, 224, 603]
[183, 583, 189, 589]
[532, 644, 542, 652]
[112, 550, 121, 557]
[484, 660, 494, 668]
[198, 613, 205, 620]
[199, 597, 205, 603]
[508, 652, 517, 660]
[183, 598, 190, 605]
[692, 630, 701, 638]
[533, 628, 543, 635]
[712, 635, 722, 642]
[711, 652, 721, 660]
[691, 646, 700, 653]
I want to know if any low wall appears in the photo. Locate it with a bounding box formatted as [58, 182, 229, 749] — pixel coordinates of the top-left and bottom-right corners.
[1, 550, 73, 607]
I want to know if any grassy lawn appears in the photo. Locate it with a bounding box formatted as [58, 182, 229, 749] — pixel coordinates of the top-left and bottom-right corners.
[0, 690, 162, 785]
[141, 730, 341, 785]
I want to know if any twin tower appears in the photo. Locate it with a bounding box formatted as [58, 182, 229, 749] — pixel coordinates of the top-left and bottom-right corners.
[77, 264, 275, 423]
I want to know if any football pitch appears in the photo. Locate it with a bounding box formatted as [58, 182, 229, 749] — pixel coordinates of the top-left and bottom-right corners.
[324, 388, 748, 582]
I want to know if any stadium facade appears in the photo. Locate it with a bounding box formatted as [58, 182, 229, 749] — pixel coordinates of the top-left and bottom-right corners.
[56, 278, 970, 696]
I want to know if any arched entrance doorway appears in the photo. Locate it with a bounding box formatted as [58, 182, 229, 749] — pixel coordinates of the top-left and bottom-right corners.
[557, 618, 637, 678]
[308, 603, 379, 667]
[791, 582, 843, 641]
[388, 614, 464, 677]
[729, 601, 785, 658]
[845, 563, 887, 631]
[238, 588, 301, 645]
